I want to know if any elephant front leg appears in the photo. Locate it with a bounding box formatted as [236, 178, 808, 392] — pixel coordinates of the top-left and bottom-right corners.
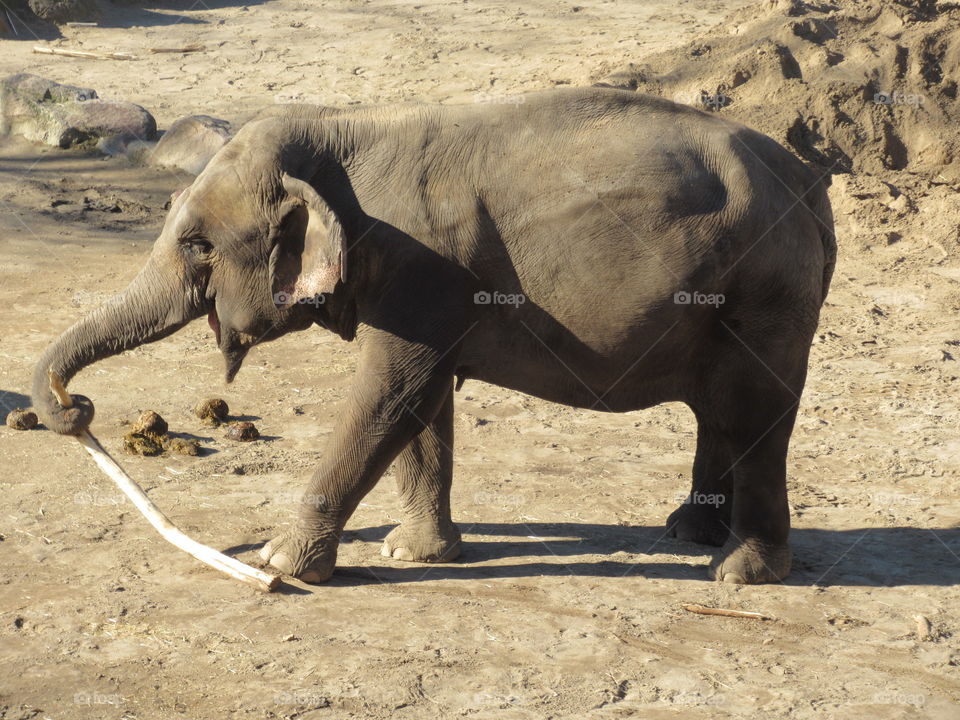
[259, 399, 446, 582]
[381, 385, 461, 563]
[259, 329, 462, 583]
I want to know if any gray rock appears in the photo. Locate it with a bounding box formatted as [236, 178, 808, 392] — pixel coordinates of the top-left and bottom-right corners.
[146, 115, 232, 175]
[28, 0, 98, 24]
[0, 74, 156, 150]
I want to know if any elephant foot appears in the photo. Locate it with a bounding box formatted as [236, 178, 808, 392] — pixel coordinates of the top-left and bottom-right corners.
[259, 529, 337, 583]
[380, 520, 461, 563]
[665, 502, 730, 547]
[709, 537, 791, 584]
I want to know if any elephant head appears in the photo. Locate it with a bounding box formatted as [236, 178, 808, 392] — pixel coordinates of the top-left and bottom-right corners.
[32, 123, 355, 436]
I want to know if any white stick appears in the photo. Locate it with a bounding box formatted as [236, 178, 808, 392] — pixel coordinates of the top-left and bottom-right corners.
[77, 431, 281, 592]
[33, 46, 136, 60]
[49, 370, 280, 592]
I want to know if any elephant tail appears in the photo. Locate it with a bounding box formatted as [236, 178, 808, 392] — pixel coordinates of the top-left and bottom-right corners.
[807, 177, 836, 305]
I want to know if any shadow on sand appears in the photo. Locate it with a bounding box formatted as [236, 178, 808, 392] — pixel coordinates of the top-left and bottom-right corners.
[226, 522, 960, 589]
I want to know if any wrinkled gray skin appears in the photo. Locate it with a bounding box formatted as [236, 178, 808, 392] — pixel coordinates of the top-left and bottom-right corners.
[33, 88, 836, 584]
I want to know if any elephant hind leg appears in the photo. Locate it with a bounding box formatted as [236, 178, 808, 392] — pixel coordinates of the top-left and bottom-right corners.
[381, 384, 461, 563]
[691, 322, 811, 584]
[707, 399, 797, 585]
[665, 412, 733, 547]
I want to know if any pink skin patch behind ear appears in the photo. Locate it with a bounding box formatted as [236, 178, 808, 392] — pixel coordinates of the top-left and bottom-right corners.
[294, 257, 341, 299]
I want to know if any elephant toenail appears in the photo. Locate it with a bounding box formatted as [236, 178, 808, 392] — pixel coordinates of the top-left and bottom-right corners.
[721, 572, 747, 584]
[268, 552, 296, 575]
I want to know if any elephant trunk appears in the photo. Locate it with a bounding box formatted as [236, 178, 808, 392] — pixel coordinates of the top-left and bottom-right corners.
[32, 258, 203, 435]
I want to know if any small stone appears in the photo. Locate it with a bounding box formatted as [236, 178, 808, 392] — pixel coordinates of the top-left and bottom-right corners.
[132, 410, 167, 436]
[194, 398, 229, 425]
[888, 193, 910, 213]
[6, 408, 38, 430]
[225, 421, 259, 442]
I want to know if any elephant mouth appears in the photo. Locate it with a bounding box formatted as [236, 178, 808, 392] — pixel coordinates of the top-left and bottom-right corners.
[208, 304, 294, 383]
[208, 307, 245, 382]
[207, 309, 221, 346]
[209, 307, 259, 384]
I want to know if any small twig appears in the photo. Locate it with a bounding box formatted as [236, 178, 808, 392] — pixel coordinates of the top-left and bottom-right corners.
[65, 21, 98, 27]
[149, 44, 204, 54]
[683, 604, 772, 621]
[33, 46, 136, 61]
[14, 528, 53, 544]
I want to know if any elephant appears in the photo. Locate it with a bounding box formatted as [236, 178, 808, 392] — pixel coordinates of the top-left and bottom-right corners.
[32, 87, 836, 585]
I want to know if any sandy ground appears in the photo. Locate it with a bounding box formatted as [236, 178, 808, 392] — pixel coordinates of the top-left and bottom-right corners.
[1, 1, 959, 718]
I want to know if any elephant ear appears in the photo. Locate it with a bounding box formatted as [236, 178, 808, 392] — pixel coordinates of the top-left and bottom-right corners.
[270, 173, 348, 308]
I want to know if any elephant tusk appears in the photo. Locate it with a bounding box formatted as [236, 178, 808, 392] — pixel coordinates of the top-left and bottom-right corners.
[47, 370, 282, 592]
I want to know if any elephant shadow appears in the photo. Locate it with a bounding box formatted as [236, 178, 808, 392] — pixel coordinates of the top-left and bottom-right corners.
[316, 522, 960, 588]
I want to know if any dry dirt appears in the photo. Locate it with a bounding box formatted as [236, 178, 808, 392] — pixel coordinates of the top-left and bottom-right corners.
[1, 1, 959, 718]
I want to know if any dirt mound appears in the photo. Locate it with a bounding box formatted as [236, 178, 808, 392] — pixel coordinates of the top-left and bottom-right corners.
[598, 0, 960, 181]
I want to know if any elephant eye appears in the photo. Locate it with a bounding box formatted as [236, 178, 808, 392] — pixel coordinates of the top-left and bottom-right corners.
[181, 237, 213, 256]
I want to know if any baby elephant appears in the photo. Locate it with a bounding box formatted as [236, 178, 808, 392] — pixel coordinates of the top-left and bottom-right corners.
[33, 88, 835, 584]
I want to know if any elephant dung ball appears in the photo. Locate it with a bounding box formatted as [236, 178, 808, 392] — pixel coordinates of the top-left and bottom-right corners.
[162, 436, 200, 456]
[225, 421, 259, 442]
[195, 398, 229, 426]
[123, 431, 164, 456]
[132, 410, 168, 436]
[7, 409, 38, 431]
